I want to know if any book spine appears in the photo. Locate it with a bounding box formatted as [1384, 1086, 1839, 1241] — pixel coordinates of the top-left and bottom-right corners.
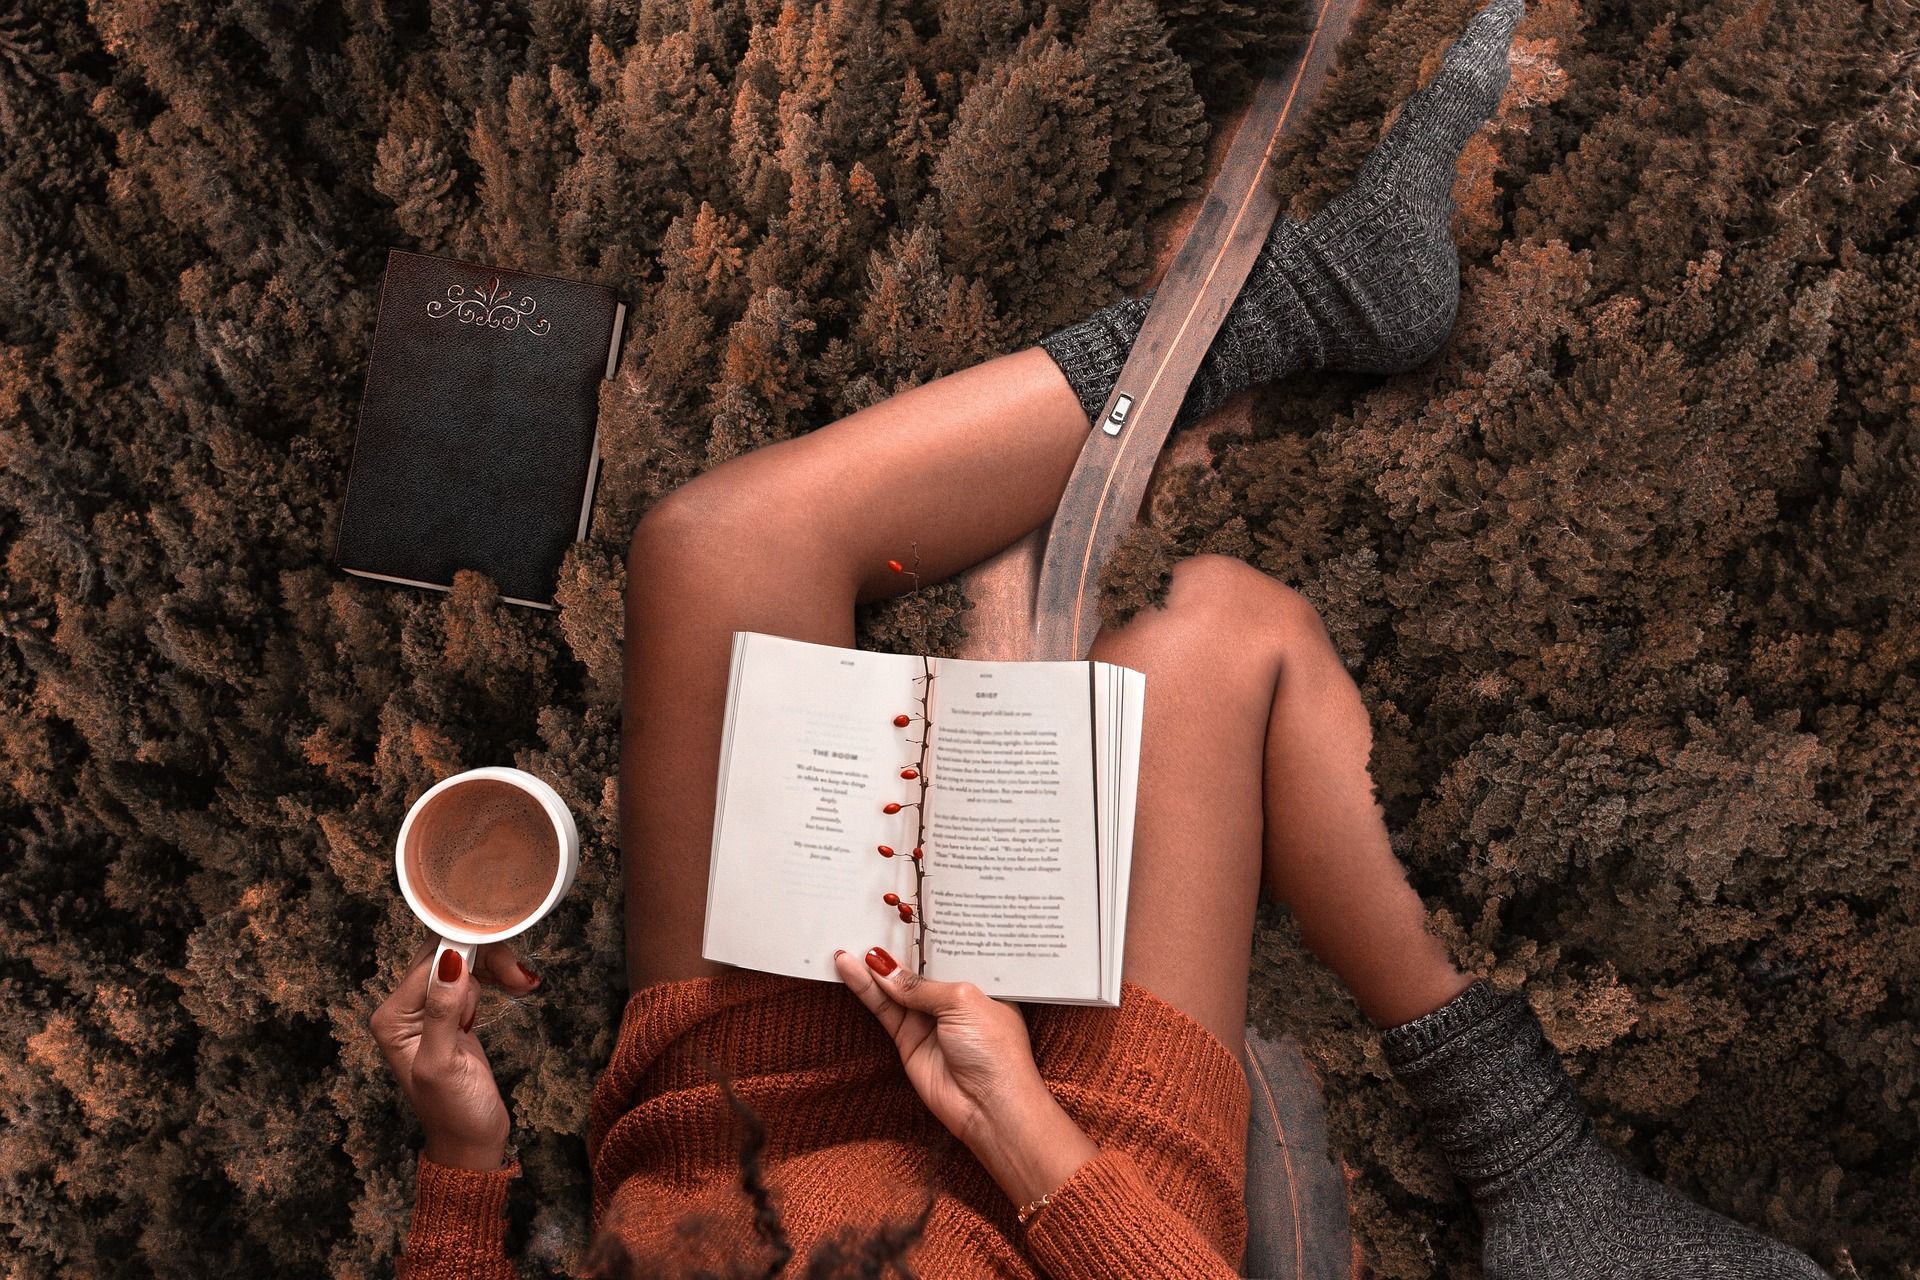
[604, 302, 628, 380]
[575, 302, 627, 544]
[904, 655, 937, 974]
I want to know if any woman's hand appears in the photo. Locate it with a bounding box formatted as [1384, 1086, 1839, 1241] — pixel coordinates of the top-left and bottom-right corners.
[834, 947, 1098, 1207]
[370, 938, 542, 1171]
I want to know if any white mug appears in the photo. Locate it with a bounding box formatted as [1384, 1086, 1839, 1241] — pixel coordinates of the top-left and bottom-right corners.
[394, 766, 580, 987]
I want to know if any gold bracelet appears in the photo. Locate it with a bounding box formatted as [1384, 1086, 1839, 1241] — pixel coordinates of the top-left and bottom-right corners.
[1016, 1191, 1057, 1227]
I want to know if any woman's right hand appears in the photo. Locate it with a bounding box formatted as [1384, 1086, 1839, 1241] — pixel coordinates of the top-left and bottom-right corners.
[370, 938, 542, 1171]
[834, 946, 1098, 1207]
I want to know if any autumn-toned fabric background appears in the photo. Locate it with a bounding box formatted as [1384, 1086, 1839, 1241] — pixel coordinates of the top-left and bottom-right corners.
[2, 0, 1914, 1275]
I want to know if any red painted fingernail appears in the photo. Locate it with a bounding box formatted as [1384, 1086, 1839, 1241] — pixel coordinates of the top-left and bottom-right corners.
[516, 962, 540, 986]
[461, 1010, 474, 1034]
[833, 949, 846, 958]
[864, 946, 897, 977]
[438, 950, 462, 983]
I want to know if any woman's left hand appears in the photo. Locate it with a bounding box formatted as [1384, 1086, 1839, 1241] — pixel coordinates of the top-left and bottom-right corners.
[370, 938, 542, 1171]
[833, 946, 1098, 1207]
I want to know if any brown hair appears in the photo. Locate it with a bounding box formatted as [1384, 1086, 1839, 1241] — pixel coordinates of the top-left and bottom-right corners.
[581, 1064, 936, 1279]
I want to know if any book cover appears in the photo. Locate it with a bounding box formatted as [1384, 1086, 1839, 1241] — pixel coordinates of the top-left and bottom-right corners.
[332, 248, 628, 610]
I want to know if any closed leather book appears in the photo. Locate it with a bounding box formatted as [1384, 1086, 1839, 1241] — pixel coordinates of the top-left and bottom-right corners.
[333, 248, 627, 610]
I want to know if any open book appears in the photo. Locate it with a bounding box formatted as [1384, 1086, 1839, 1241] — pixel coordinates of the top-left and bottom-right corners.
[702, 631, 1145, 1005]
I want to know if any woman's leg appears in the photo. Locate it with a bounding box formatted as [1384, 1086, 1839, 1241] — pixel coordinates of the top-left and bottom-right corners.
[1083, 554, 1469, 1056]
[621, 348, 1094, 992]
[620, 344, 1465, 1039]
[1246, 584, 1475, 1029]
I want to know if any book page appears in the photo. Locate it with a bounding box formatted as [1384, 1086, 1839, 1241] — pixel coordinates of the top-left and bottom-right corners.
[702, 632, 925, 980]
[1092, 661, 1118, 1001]
[921, 655, 1101, 1000]
[1101, 664, 1145, 1005]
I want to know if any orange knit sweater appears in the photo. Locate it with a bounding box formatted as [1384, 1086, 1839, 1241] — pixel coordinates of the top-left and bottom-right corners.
[395, 971, 1250, 1277]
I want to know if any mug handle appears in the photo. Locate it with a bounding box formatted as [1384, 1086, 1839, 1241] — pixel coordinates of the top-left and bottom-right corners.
[430, 936, 478, 991]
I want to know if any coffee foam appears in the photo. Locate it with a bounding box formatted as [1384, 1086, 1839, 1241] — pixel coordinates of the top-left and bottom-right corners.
[407, 780, 559, 932]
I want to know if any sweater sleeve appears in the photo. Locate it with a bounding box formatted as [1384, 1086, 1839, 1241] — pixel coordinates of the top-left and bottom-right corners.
[1020, 1148, 1242, 1279]
[394, 1153, 520, 1280]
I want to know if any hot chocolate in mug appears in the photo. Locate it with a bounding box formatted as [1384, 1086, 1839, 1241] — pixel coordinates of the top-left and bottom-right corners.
[394, 766, 580, 986]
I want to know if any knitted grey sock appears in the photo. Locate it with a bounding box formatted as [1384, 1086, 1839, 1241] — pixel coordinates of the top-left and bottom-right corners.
[1383, 982, 1831, 1280]
[1037, 0, 1524, 430]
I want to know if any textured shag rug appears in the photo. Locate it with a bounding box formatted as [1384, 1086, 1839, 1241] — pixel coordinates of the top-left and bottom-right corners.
[1, 0, 1913, 1276]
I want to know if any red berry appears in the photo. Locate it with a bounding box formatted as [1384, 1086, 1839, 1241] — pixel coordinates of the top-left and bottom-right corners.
[883, 802, 902, 814]
[897, 904, 914, 922]
[910, 846, 923, 861]
[900, 768, 917, 779]
[877, 844, 894, 857]
[883, 892, 900, 906]
[892, 714, 910, 727]
[888, 559, 905, 572]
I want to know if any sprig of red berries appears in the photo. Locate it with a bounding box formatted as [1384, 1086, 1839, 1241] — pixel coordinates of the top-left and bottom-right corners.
[879, 544, 935, 972]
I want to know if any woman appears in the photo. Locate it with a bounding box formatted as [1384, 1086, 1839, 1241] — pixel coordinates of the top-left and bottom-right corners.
[373, 0, 1829, 1274]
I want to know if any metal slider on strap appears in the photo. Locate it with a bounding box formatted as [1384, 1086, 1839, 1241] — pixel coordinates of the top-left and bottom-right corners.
[1102, 393, 1133, 436]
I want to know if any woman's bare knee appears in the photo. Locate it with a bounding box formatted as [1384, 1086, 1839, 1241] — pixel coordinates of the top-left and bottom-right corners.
[1108, 553, 1325, 656]
[628, 478, 725, 575]
[627, 465, 834, 587]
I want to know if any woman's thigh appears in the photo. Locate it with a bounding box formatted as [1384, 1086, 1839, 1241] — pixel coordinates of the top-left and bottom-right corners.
[1084, 554, 1292, 1058]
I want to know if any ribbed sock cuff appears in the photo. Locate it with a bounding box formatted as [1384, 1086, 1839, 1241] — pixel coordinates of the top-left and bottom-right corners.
[1383, 982, 1592, 1193]
[1381, 979, 1508, 1067]
[1035, 291, 1154, 427]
